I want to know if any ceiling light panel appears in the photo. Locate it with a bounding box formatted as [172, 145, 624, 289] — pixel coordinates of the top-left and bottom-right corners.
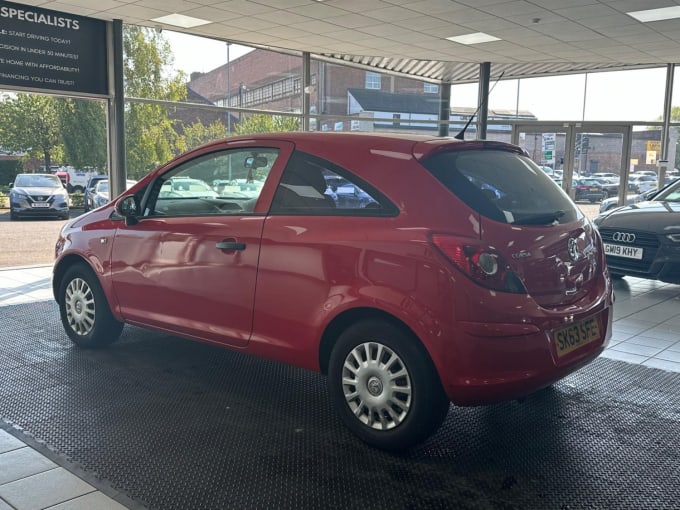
[151, 13, 211, 28]
[446, 32, 501, 44]
[627, 6, 680, 23]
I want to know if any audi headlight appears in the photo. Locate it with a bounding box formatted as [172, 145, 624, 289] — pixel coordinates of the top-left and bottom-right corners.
[667, 233, 680, 242]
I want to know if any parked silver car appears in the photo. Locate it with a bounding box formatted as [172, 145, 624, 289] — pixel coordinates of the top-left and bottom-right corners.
[9, 173, 69, 220]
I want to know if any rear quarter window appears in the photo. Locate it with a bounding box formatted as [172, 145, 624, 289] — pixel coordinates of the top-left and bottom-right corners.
[422, 149, 580, 225]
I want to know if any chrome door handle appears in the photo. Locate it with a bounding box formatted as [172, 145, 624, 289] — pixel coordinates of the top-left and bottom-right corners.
[216, 241, 246, 250]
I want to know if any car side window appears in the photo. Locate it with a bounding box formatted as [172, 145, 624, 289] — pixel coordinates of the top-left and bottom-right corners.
[270, 151, 394, 216]
[144, 148, 279, 217]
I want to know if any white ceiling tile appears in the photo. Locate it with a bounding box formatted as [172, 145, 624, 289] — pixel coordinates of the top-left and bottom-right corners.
[57, 0, 125, 10]
[478, 0, 548, 17]
[322, 13, 382, 29]
[554, 3, 620, 20]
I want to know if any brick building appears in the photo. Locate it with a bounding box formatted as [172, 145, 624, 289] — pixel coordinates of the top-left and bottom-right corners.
[186, 48, 536, 135]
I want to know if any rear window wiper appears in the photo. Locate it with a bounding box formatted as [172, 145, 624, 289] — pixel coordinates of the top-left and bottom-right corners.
[514, 210, 565, 225]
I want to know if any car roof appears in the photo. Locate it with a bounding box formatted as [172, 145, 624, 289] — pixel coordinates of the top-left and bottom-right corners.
[187, 131, 524, 162]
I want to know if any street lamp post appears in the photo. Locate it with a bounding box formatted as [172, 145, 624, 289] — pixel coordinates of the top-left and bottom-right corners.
[226, 42, 231, 134]
[238, 82, 246, 121]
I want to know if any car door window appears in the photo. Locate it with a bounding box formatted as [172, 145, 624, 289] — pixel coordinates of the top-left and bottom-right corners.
[144, 148, 279, 217]
[270, 151, 395, 215]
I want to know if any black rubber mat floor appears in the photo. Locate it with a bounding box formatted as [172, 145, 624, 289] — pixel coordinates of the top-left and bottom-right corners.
[1, 301, 679, 510]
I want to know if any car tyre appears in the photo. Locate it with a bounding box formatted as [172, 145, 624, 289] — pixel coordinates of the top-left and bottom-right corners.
[328, 319, 450, 451]
[58, 264, 123, 348]
[601, 191, 608, 200]
[9, 211, 18, 221]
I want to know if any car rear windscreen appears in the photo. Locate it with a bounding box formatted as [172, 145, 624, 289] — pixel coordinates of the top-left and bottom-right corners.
[422, 149, 580, 225]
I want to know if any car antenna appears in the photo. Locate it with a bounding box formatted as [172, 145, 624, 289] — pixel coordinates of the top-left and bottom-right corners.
[454, 71, 505, 141]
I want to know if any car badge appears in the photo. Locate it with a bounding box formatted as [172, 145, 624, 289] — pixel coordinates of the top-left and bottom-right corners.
[612, 232, 636, 243]
[568, 238, 580, 261]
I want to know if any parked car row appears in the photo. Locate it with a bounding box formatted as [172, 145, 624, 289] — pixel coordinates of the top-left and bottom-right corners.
[8, 173, 140, 220]
[573, 177, 619, 203]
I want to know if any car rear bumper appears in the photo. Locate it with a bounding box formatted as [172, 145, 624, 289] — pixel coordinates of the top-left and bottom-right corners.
[438, 280, 614, 405]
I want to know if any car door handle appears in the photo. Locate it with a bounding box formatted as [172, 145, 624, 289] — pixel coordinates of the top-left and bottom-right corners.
[216, 241, 246, 251]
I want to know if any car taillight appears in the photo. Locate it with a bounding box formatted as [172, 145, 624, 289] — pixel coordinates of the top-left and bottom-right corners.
[431, 234, 527, 294]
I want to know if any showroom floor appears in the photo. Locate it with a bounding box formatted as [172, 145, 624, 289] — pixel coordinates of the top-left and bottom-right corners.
[0, 264, 678, 510]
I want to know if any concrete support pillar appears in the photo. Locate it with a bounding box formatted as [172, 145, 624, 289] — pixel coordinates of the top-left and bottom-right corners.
[438, 82, 451, 137]
[107, 19, 126, 198]
[477, 62, 491, 140]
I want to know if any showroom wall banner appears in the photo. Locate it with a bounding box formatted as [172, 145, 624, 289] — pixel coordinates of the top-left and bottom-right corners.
[0, 0, 106, 95]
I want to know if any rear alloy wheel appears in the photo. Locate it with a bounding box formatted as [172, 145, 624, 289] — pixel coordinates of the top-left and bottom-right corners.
[59, 264, 123, 348]
[328, 320, 449, 451]
[601, 191, 609, 200]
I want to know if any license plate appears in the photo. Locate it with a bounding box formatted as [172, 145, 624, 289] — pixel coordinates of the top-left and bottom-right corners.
[603, 243, 643, 260]
[31, 202, 50, 208]
[589, 187, 599, 191]
[553, 315, 601, 358]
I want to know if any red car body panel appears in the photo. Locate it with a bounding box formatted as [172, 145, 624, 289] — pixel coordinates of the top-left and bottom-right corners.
[53, 132, 613, 406]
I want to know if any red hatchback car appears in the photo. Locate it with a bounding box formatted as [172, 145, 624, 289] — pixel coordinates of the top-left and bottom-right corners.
[53, 132, 613, 450]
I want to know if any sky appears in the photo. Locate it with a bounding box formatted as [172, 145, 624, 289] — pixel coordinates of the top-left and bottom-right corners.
[165, 31, 251, 76]
[164, 30, 672, 124]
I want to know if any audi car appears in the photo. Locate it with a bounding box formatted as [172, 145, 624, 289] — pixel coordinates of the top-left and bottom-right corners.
[53, 132, 613, 450]
[594, 177, 680, 283]
[9, 173, 70, 220]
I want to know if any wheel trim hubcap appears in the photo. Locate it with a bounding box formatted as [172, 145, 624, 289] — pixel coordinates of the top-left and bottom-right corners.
[341, 341, 412, 430]
[64, 277, 96, 336]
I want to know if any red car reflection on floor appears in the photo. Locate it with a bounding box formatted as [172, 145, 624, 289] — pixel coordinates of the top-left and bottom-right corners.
[53, 132, 613, 450]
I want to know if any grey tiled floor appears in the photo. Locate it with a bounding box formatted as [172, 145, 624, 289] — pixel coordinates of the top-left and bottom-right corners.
[0, 429, 127, 510]
[603, 276, 680, 373]
[0, 264, 678, 510]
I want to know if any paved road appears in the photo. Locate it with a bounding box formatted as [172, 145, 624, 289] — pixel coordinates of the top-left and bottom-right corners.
[0, 209, 83, 268]
[0, 204, 602, 268]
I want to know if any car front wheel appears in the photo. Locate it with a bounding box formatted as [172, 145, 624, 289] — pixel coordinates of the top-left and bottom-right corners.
[58, 264, 123, 348]
[328, 320, 450, 451]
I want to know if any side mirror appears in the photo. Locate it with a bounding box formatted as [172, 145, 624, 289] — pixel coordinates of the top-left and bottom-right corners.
[116, 195, 139, 226]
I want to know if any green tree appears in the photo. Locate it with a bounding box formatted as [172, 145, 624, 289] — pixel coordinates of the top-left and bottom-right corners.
[180, 119, 230, 152]
[235, 114, 300, 135]
[0, 93, 62, 171]
[668, 106, 680, 170]
[56, 98, 107, 171]
[123, 25, 187, 179]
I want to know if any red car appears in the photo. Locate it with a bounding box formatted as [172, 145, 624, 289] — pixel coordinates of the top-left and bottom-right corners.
[53, 132, 613, 450]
